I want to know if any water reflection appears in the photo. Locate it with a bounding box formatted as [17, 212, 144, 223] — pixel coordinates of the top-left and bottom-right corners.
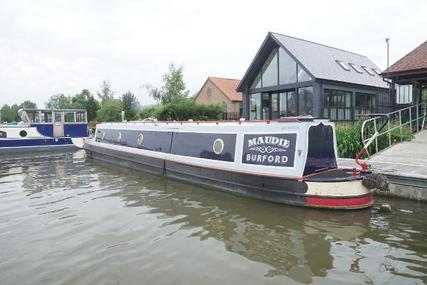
[1, 151, 426, 284]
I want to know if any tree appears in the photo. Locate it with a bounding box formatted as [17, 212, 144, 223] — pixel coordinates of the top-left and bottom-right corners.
[161, 63, 189, 105]
[71, 89, 100, 121]
[19, 100, 37, 109]
[96, 99, 122, 122]
[45, 94, 73, 109]
[97, 80, 114, 104]
[0, 104, 20, 122]
[121, 91, 139, 120]
[143, 84, 162, 108]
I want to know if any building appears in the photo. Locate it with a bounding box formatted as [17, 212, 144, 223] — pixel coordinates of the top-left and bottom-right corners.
[194, 77, 242, 119]
[237, 32, 390, 121]
[382, 40, 427, 106]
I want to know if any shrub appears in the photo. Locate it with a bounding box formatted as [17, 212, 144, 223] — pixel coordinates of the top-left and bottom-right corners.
[140, 106, 160, 119]
[336, 121, 364, 159]
[96, 99, 122, 122]
[336, 120, 414, 158]
[158, 99, 225, 121]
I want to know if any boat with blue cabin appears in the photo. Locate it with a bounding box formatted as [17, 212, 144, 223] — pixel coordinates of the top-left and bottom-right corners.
[0, 108, 88, 154]
[83, 117, 379, 210]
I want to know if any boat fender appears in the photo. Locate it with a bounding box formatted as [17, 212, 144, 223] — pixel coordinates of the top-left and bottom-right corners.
[379, 203, 392, 213]
[362, 173, 389, 192]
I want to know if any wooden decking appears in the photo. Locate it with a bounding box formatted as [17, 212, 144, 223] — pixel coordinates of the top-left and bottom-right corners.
[339, 130, 427, 201]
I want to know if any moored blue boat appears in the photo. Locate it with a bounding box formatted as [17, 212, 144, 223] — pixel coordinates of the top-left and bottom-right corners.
[0, 109, 88, 154]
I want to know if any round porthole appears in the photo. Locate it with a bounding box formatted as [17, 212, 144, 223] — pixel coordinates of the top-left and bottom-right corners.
[19, 130, 28, 138]
[137, 133, 144, 145]
[101, 131, 106, 140]
[117, 132, 122, 142]
[213, 138, 224, 155]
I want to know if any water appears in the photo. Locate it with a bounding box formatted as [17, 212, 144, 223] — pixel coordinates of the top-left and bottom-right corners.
[1, 151, 426, 285]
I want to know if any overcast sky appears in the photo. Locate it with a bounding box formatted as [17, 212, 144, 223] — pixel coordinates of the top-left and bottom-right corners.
[0, 0, 426, 107]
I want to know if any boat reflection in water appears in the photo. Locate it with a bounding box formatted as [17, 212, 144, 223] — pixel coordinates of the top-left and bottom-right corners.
[5, 152, 426, 285]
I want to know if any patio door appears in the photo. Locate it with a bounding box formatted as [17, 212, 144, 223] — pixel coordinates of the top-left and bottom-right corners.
[53, 111, 64, 137]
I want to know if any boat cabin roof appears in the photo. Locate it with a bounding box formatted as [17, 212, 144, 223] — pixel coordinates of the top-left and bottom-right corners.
[22, 108, 86, 113]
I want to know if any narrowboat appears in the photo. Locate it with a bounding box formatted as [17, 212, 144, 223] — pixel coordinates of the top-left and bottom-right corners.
[0, 109, 88, 154]
[83, 118, 376, 210]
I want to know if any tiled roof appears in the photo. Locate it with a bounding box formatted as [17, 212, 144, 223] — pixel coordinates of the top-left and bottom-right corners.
[209, 77, 242, 102]
[270, 32, 388, 88]
[383, 41, 427, 74]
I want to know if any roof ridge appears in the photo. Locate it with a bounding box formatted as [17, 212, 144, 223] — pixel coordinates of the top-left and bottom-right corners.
[208, 76, 240, 81]
[270, 31, 367, 57]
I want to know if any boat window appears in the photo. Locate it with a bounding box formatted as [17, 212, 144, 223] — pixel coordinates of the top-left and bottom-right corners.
[64, 112, 75, 123]
[19, 130, 28, 137]
[212, 138, 224, 155]
[304, 124, 337, 175]
[76, 112, 86, 123]
[0, 131, 6, 138]
[54, 112, 62, 123]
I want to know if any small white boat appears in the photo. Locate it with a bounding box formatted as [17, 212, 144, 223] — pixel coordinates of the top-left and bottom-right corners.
[83, 118, 376, 210]
[0, 109, 88, 154]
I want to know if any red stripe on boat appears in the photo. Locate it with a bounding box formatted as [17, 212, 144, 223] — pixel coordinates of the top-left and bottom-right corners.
[306, 193, 373, 208]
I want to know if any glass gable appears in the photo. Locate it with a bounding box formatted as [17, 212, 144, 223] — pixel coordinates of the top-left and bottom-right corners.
[297, 64, 311, 82]
[261, 49, 278, 87]
[251, 72, 262, 89]
[279, 48, 297, 85]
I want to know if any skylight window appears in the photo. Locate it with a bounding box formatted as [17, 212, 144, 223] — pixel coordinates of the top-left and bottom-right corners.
[336, 60, 351, 71]
[361, 66, 375, 76]
[349, 63, 363, 73]
[372, 68, 382, 75]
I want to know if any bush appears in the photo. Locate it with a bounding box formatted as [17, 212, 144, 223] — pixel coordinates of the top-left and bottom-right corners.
[336, 120, 414, 158]
[336, 121, 364, 159]
[96, 99, 122, 122]
[158, 99, 225, 121]
[140, 106, 160, 119]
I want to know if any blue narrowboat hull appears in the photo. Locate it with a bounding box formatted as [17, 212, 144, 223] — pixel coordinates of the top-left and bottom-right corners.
[0, 138, 76, 154]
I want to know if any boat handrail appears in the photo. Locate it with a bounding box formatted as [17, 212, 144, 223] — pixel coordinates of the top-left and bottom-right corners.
[110, 117, 326, 126]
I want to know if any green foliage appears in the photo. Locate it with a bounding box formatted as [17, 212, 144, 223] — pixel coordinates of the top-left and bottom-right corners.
[143, 84, 162, 105]
[96, 99, 122, 122]
[97, 99, 122, 122]
[97, 81, 114, 104]
[159, 99, 224, 121]
[0, 104, 20, 123]
[336, 121, 364, 158]
[45, 94, 73, 109]
[71, 89, 100, 121]
[140, 106, 159, 119]
[161, 63, 189, 105]
[336, 120, 415, 158]
[19, 100, 37, 109]
[121, 91, 139, 120]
